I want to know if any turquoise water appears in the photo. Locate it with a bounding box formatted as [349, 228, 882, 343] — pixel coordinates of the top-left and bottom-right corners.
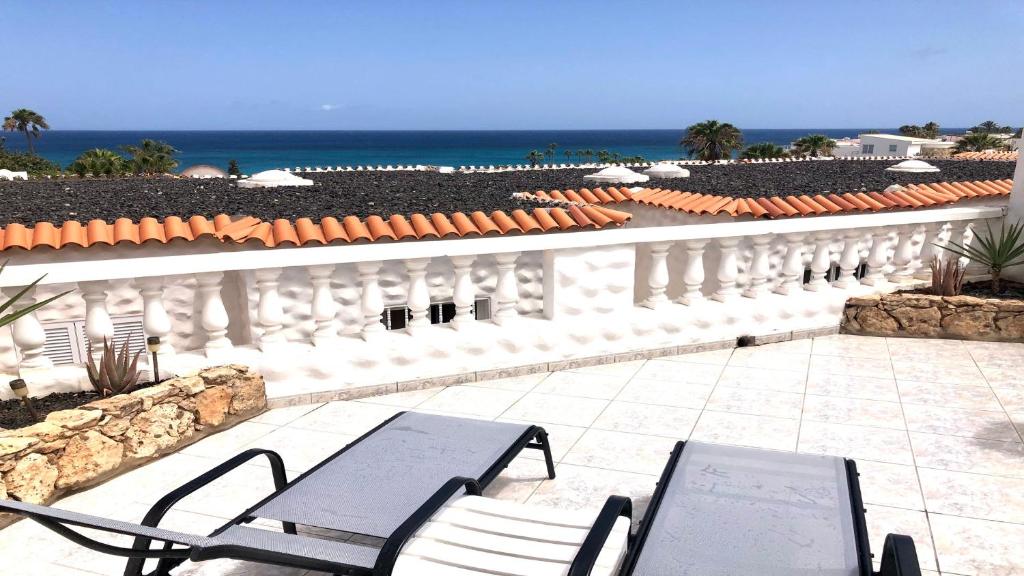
[2, 129, 965, 174]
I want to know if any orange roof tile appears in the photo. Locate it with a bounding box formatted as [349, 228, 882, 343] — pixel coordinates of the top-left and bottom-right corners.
[953, 151, 1019, 161]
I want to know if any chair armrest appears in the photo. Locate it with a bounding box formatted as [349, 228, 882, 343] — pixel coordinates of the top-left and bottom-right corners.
[877, 533, 922, 576]
[568, 495, 633, 576]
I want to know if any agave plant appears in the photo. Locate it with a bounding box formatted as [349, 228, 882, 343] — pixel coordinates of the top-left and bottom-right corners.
[86, 337, 143, 397]
[929, 255, 965, 296]
[0, 261, 71, 330]
[938, 220, 1024, 294]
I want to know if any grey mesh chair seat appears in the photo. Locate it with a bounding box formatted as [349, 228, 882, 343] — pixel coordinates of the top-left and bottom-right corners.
[0, 411, 556, 576]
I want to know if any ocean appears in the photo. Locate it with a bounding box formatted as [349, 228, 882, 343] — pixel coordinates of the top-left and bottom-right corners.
[1, 129, 965, 174]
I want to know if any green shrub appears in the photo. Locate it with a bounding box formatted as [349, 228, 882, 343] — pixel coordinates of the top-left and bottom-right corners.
[0, 150, 62, 177]
[67, 148, 130, 177]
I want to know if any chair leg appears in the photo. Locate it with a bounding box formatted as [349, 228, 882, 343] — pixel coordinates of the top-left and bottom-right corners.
[878, 534, 922, 576]
[536, 429, 557, 479]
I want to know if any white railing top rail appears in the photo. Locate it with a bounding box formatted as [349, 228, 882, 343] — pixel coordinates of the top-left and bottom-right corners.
[0, 204, 1005, 287]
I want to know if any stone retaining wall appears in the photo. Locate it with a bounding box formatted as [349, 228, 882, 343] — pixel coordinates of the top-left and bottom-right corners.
[0, 365, 265, 527]
[842, 293, 1024, 340]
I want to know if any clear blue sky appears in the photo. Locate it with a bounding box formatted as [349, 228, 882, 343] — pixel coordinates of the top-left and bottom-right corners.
[3, 0, 1022, 130]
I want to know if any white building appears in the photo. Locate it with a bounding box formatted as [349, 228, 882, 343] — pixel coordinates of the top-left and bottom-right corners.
[830, 138, 861, 158]
[856, 134, 955, 157]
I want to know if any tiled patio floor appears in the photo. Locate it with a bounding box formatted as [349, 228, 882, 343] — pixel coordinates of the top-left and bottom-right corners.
[3, 335, 1023, 575]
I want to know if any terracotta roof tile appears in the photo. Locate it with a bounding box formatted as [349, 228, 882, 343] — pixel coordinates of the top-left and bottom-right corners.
[953, 151, 1019, 161]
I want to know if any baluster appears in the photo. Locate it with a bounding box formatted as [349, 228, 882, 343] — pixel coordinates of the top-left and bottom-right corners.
[677, 239, 708, 305]
[254, 268, 285, 348]
[861, 229, 891, 286]
[450, 255, 477, 330]
[307, 265, 338, 345]
[711, 237, 740, 301]
[890, 225, 917, 282]
[947, 221, 969, 268]
[962, 220, 988, 276]
[3, 286, 52, 369]
[914, 223, 943, 280]
[134, 276, 174, 355]
[774, 233, 806, 295]
[805, 232, 833, 291]
[79, 280, 114, 360]
[404, 258, 431, 333]
[743, 234, 773, 298]
[195, 272, 232, 352]
[493, 252, 521, 325]
[643, 242, 673, 308]
[833, 231, 863, 288]
[357, 261, 385, 341]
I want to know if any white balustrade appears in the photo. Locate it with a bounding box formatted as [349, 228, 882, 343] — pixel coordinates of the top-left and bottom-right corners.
[833, 231, 863, 289]
[805, 233, 833, 291]
[134, 276, 174, 355]
[451, 255, 477, 330]
[642, 242, 673, 309]
[861, 229, 891, 286]
[404, 258, 431, 333]
[677, 239, 708, 305]
[890, 225, 917, 282]
[711, 237, 740, 301]
[774, 234, 806, 295]
[492, 252, 521, 325]
[743, 234, 773, 298]
[307, 265, 338, 345]
[2, 286, 51, 369]
[914, 223, 943, 280]
[79, 280, 114, 359]
[254, 268, 286, 348]
[357, 261, 385, 340]
[195, 272, 232, 352]
[947, 221, 969, 268]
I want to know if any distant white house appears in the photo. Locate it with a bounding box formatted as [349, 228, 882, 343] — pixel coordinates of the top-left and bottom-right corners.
[830, 138, 861, 158]
[856, 134, 955, 157]
[1009, 129, 1023, 151]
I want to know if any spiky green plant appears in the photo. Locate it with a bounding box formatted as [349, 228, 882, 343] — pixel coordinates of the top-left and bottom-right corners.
[929, 255, 965, 296]
[86, 337, 143, 397]
[0, 261, 71, 329]
[938, 220, 1024, 294]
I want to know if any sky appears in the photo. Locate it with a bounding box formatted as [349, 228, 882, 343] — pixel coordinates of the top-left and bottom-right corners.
[2, 0, 1022, 130]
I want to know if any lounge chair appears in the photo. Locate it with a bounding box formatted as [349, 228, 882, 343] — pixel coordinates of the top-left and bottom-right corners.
[572, 441, 923, 576]
[0, 411, 562, 576]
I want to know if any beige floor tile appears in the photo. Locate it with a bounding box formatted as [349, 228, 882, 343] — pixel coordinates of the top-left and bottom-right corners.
[249, 403, 324, 426]
[561, 428, 678, 475]
[354, 387, 441, 407]
[496, 418, 586, 462]
[812, 335, 890, 358]
[979, 365, 1024, 390]
[568, 359, 646, 378]
[180, 421, 279, 459]
[805, 372, 900, 402]
[171, 558, 314, 575]
[892, 359, 988, 386]
[662, 347, 734, 365]
[751, 339, 814, 354]
[482, 456, 552, 503]
[288, 401, 404, 435]
[897, 380, 1005, 412]
[716, 365, 807, 393]
[631, 359, 723, 384]
[527, 462, 658, 521]
[727, 349, 810, 370]
[798, 421, 914, 465]
[244, 427, 356, 473]
[500, 392, 609, 427]
[591, 401, 700, 438]
[690, 411, 800, 451]
[705, 386, 805, 418]
[616, 377, 715, 409]
[911, 432, 1024, 478]
[802, 395, 905, 429]
[855, 460, 924, 510]
[903, 403, 1020, 442]
[994, 388, 1024, 413]
[809, 355, 894, 378]
[864, 505, 938, 571]
[930, 513, 1024, 576]
[469, 372, 549, 391]
[532, 370, 631, 400]
[414, 385, 525, 418]
[919, 468, 1024, 524]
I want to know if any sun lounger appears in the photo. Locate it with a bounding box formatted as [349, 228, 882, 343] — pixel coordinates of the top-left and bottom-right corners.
[0, 411, 559, 576]
[578, 441, 922, 576]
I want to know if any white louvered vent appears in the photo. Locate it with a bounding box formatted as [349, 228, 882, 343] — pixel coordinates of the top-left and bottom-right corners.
[41, 323, 81, 366]
[79, 316, 146, 357]
[12, 316, 147, 366]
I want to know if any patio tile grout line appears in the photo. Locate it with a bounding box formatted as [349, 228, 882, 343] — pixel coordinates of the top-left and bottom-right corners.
[793, 339, 815, 453]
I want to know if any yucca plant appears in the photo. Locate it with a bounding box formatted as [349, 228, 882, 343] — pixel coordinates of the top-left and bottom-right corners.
[929, 255, 965, 296]
[86, 337, 143, 397]
[0, 260, 71, 329]
[938, 220, 1024, 294]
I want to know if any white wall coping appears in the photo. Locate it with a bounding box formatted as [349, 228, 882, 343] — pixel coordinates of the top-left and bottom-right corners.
[0, 204, 1005, 287]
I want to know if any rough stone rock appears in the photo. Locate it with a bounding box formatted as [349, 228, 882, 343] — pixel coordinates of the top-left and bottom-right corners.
[997, 301, 1024, 312]
[941, 310, 996, 338]
[6, 453, 58, 504]
[85, 395, 144, 419]
[124, 404, 188, 459]
[131, 383, 179, 406]
[995, 314, 1024, 339]
[848, 295, 882, 307]
[0, 437, 40, 458]
[56, 430, 123, 489]
[195, 387, 231, 427]
[883, 295, 938, 309]
[199, 366, 244, 387]
[0, 472, 6, 499]
[890, 306, 942, 336]
[0, 422, 64, 443]
[100, 417, 131, 438]
[172, 375, 206, 396]
[45, 409, 102, 431]
[943, 295, 988, 307]
[228, 373, 266, 415]
[856, 307, 899, 334]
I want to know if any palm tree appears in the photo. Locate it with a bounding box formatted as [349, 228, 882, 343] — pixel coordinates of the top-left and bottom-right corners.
[970, 121, 1012, 134]
[955, 132, 1007, 153]
[563, 150, 572, 164]
[525, 150, 544, 167]
[597, 150, 611, 163]
[922, 121, 940, 139]
[575, 149, 583, 163]
[67, 149, 128, 177]
[583, 149, 594, 163]
[680, 120, 743, 161]
[121, 139, 179, 175]
[740, 142, 789, 160]
[3, 109, 49, 154]
[792, 134, 837, 157]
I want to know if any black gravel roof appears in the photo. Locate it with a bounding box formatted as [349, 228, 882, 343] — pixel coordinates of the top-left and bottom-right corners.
[0, 160, 1012, 227]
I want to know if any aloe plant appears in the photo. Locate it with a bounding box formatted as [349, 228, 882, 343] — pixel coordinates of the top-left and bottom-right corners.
[929, 255, 965, 296]
[86, 337, 143, 397]
[0, 260, 71, 329]
[939, 220, 1024, 294]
